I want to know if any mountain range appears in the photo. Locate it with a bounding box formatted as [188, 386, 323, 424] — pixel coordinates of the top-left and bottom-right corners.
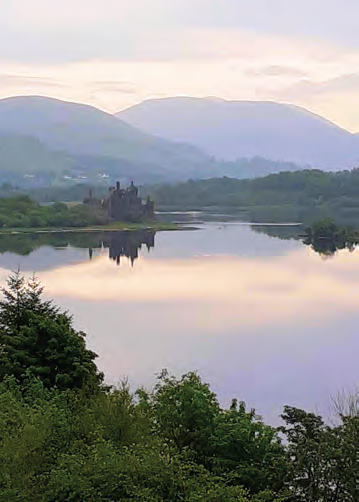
[0, 96, 212, 185]
[0, 95, 358, 188]
[119, 97, 359, 171]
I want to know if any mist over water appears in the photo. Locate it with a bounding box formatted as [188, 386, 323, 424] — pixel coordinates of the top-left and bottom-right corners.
[0, 220, 357, 423]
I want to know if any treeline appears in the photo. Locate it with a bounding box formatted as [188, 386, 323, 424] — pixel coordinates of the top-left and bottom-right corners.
[0, 195, 107, 228]
[146, 168, 359, 223]
[0, 272, 358, 501]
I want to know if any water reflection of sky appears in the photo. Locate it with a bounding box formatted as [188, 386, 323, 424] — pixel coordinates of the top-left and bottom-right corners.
[0, 223, 357, 424]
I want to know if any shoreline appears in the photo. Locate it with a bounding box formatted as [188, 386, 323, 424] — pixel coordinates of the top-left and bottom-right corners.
[0, 221, 186, 235]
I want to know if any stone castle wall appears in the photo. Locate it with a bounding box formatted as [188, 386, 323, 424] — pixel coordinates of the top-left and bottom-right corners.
[84, 181, 154, 222]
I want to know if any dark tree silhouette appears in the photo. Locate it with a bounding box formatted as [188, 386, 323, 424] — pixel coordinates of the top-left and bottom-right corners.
[0, 271, 103, 390]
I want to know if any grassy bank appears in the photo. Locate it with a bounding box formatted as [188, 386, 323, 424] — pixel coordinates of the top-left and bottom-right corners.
[0, 221, 179, 235]
[0, 195, 183, 234]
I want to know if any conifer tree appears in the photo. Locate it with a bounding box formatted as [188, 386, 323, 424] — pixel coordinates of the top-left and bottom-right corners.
[0, 270, 102, 390]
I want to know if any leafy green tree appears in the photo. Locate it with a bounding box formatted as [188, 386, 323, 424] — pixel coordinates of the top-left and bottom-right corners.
[209, 399, 288, 494]
[0, 378, 258, 502]
[143, 371, 288, 497]
[0, 271, 102, 390]
[0, 377, 74, 501]
[280, 406, 359, 501]
[148, 370, 220, 458]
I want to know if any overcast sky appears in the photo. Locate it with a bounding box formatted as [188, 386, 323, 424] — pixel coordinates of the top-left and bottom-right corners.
[1, 0, 359, 130]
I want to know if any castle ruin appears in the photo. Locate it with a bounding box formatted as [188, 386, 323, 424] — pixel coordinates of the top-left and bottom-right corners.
[84, 181, 155, 222]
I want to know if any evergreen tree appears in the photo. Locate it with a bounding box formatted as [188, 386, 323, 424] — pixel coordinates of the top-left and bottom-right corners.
[0, 271, 103, 390]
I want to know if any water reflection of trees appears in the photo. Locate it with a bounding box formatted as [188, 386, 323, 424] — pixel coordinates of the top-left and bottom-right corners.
[302, 236, 357, 257]
[303, 219, 358, 257]
[251, 223, 358, 257]
[0, 230, 156, 265]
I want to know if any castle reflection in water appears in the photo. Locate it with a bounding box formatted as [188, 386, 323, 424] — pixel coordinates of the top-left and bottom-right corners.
[0, 229, 156, 266]
[89, 230, 156, 266]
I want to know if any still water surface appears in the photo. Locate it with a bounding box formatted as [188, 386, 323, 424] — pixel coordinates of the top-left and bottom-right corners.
[0, 220, 358, 423]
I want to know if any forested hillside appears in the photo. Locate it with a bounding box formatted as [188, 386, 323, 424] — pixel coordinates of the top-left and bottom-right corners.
[147, 169, 359, 223]
[0, 96, 211, 184]
[0, 135, 75, 176]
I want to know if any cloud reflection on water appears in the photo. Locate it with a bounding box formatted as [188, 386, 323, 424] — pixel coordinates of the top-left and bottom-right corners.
[36, 247, 359, 324]
[0, 225, 357, 423]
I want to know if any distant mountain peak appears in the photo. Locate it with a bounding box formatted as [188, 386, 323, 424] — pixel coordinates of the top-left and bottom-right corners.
[118, 96, 359, 170]
[0, 95, 212, 184]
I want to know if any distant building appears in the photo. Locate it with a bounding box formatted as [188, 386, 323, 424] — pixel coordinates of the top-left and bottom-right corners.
[84, 181, 155, 222]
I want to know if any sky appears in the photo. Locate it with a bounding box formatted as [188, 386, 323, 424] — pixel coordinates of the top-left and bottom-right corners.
[1, 0, 359, 130]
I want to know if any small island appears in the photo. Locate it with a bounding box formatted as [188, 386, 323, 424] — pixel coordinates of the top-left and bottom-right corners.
[0, 181, 177, 234]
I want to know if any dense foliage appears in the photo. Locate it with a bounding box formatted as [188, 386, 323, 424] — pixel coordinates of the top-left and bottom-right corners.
[0, 273, 357, 501]
[0, 272, 103, 390]
[305, 218, 357, 242]
[146, 168, 359, 223]
[304, 218, 359, 255]
[0, 195, 107, 228]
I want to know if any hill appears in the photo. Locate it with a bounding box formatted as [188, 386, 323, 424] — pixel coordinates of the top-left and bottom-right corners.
[0, 96, 212, 183]
[145, 169, 359, 224]
[119, 97, 359, 170]
[0, 134, 75, 183]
